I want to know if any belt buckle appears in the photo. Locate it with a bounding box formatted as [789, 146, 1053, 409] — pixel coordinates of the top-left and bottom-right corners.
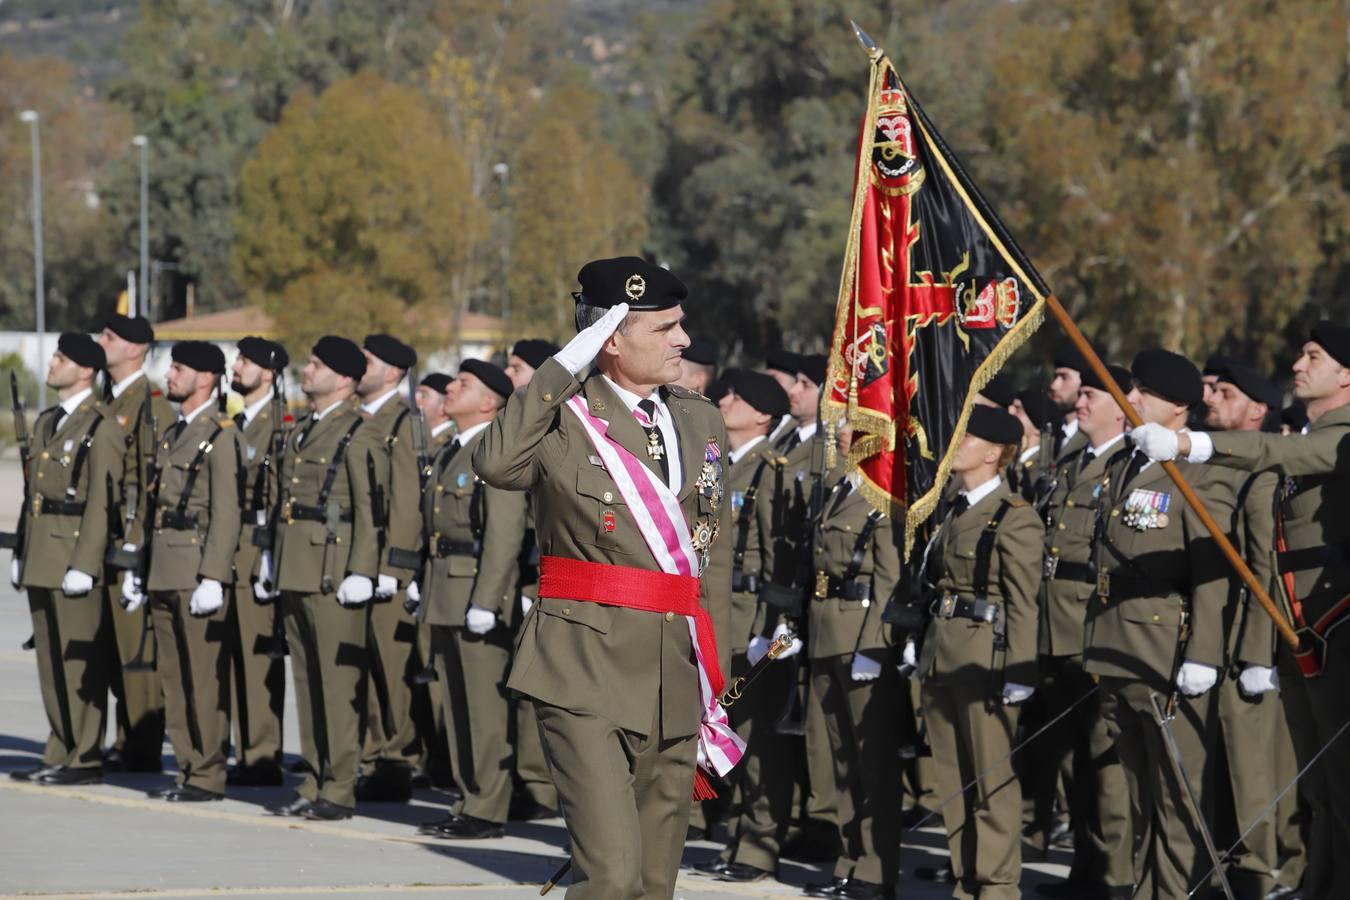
[31, 493, 42, 517]
[1043, 555, 1059, 579]
[814, 571, 829, 599]
[1096, 571, 1111, 598]
[281, 499, 294, 524]
[938, 594, 957, 618]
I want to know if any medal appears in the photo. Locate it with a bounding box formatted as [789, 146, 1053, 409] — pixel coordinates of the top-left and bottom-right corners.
[646, 429, 664, 461]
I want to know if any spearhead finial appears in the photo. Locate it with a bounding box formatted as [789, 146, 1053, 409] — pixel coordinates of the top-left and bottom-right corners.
[850, 20, 881, 59]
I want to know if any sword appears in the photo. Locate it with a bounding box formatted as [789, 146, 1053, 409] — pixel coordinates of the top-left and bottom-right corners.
[538, 631, 798, 895]
[1148, 691, 1235, 900]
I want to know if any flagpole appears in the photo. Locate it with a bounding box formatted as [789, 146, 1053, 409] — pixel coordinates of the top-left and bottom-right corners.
[1044, 295, 1298, 649]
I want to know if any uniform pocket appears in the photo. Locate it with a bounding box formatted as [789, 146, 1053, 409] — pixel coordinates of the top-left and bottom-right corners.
[536, 596, 612, 635]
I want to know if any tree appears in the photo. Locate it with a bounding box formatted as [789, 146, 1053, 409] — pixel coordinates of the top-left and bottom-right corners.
[233, 70, 488, 353]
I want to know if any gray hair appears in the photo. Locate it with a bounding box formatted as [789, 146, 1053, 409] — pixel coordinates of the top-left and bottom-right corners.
[575, 302, 632, 336]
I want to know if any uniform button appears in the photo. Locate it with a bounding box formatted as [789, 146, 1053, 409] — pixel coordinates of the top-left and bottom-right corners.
[319, 457, 327, 463]
[37, 472, 43, 479]
[1111, 510, 1120, 517]
[543, 393, 554, 402]
[664, 611, 675, 622]
[292, 477, 299, 484]
[815, 547, 823, 554]
[1058, 523, 1066, 530]
[1152, 615, 1160, 622]
[1051, 547, 1059, 554]
[40, 452, 49, 459]
[562, 607, 571, 615]
[603, 491, 614, 503]
[1066, 500, 1075, 507]
[434, 506, 441, 513]
[73, 530, 79, 537]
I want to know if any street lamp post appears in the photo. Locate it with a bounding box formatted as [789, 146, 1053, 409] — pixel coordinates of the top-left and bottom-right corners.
[132, 135, 149, 319]
[20, 110, 45, 408]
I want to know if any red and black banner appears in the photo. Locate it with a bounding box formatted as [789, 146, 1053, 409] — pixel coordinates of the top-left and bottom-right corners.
[824, 39, 1051, 553]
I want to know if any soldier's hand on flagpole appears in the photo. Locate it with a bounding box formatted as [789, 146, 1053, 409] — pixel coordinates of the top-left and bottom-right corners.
[1131, 423, 1181, 461]
[554, 303, 630, 375]
[466, 604, 497, 635]
[1176, 660, 1219, 696]
[375, 573, 398, 600]
[770, 622, 802, 659]
[1238, 665, 1280, 697]
[851, 654, 882, 681]
[336, 574, 374, 606]
[190, 578, 224, 617]
[61, 568, 93, 597]
[1002, 682, 1035, 705]
[120, 570, 146, 611]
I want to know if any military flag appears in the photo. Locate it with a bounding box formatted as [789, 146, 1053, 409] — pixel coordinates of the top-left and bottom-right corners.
[823, 25, 1052, 553]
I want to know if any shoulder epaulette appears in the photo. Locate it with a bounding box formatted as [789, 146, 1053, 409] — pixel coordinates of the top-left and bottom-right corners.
[1007, 496, 1030, 509]
[666, 384, 711, 403]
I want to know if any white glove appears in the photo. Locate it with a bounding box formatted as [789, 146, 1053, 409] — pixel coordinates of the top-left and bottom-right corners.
[771, 622, 802, 660]
[1130, 423, 1180, 462]
[902, 637, 918, 669]
[375, 573, 399, 599]
[120, 569, 147, 612]
[253, 550, 278, 601]
[465, 604, 497, 635]
[189, 578, 224, 617]
[61, 568, 94, 596]
[851, 654, 882, 681]
[553, 302, 630, 375]
[521, 594, 534, 616]
[406, 579, 421, 604]
[336, 574, 373, 606]
[1176, 660, 1219, 697]
[746, 635, 772, 666]
[1003, 682, 1036, 705]
[1238, 665, 1280, 697]
[10, 558, 22, 589]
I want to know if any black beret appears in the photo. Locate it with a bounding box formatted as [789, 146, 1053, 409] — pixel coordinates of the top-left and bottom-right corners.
[574, 256, 688, 311]
[682, 337, 719, 366]
[1015, 388, 1054, 431]
[171, 340, 225, 374]
[58, 333, 105, 370]
[727, 369, 790, 419]
[1310, 321, 1350, 369]
[1202, 354, 1235, 377]
[363, 334, 416, 371]
[967, 405, 1023, 446]
[312, 335, 367, 380]
[1131, 349, 1203, 409]
[764, 349, 801, 375]
[1052, 338, 1107, 373]
[236, 336, 288, 371]
[460, 359, 513, 400]
[1081, 363, 1135, 395]
[511, 338, 560, 371]
[1214, 361, 1281, 409]
[420, 372, 452, 393]
[104, 313, 154, 345]
[1282, 401, 1308, 432]
[979, 372, 1017, 408]
[797, 353, 828, 387]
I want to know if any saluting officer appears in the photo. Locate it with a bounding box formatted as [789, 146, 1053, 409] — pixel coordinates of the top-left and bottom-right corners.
[474, 257, 736, 899]
[1084, 350, 1229, 900]
[355, 334, 422, 803]
[698, 369, 795, 883]
[126, 341, 240, 802]
[261, 336, 381, 821]
[413, 360, 524, 840]
[800, 425, 901, 900]
[97, 314, 174, 773]
[919, 406, 1042, 899]
[10, 334, 124, 785]
[226, 336, 289, 787]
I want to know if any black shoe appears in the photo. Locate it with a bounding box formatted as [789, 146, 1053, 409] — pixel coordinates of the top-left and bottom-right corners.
[914, 865, 955, 884]
[901, 805, 936, 829]
[693, 858, 734, 876]
[266, 795, 313, 817]
[163, 784, 224, 803]
[35, 766, 104, 786]
[227, 762, 284, 787]
[1046, 819, 1074, 850]
[103, 749, 162, 773]
[837, 881, 891, 900]
[354, 767, 413, 803]
[508, 792, 557, 821]
[303, 798, 354, 821]
[432, 814, 504, 840]
[410, 769, 432, 789]
[417, 814, 456, 836]
[147, 784, 179, 799]
[286, 759, 311, 775]
[9, 765, 56, 782]
[717, 862, 770, 883]
[804, 878, 850, 897]
[1264, 887, 1302, 900]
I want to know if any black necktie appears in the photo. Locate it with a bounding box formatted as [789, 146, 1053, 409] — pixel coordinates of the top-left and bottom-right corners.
[782, 430, 801, 453]
[435, 439, 462, 477]
[52, 407, 66, 434]
[951, 495, 971, 518]
[172, 419, 188, 442]
[637, 399, 670, 483]
[1122, 450, 1147, 488]
[234, 412, 247, 429]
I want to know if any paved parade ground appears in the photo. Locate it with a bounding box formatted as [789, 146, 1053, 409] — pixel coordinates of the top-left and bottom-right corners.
[0, 455, 1070, 900]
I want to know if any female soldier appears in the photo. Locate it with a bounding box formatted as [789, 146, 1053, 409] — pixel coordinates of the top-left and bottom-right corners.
[801, 426, 902, 900]
[918, 405, 1043, 899]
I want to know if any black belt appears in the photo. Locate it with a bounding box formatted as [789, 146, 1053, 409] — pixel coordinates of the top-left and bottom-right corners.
[815, 574, 871, 603]
[38, 497, 85, 516]
[287, 503, 353, 523]
[1044, 556, 1095, 584]
[931, 594, 1000, 624]
[1278, 545, 1350, 574]
[732, 572, 761, 594]
[156, 509, 199, 530]
[1095, 571, 1183, 601]
[434, 536, 481, 558]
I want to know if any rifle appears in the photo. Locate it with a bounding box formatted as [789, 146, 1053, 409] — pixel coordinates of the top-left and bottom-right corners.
[1032, 417, 1057, 511]
[1, 371, 30, 551]
[124, 383, 161, 673]
[386, 370, 431, 575]
[259, 367, 293, 659]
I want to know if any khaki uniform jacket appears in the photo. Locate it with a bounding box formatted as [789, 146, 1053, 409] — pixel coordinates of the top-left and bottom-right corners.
[420, 428, 527, 627]
[807, 471, 900, 660]
[1006, 442, 1051, 504]
[1083, 445, 1230, 689]
[20, 394, 125, 587]
[273, 404, 381, 593]
[364, 393, 420, 583]
[473, 359, 733, 739]
[726, 436, 780, 652]
[1200, 467, 1278, 669]
[1040, 436, 1128, 657]
[235, 398, 284, 585]
[1207, 405, 1350, 628]
[146, 410, 242, 591]
[105, 375, 176, 549]
[921, 479, 1042, 686]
